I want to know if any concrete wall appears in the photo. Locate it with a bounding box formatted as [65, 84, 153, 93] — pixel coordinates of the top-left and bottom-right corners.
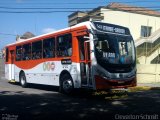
[138, 48, 160, 64]
[101, 8, 160, 40]
[137, 64, 160, 83]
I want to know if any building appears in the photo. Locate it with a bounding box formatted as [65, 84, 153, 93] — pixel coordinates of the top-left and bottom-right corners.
[68, 11, 88, 27]
[68, 2, 160, 83]
[68, 3, 160, 40]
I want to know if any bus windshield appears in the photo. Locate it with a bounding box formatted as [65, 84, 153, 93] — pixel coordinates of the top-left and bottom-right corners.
[94, 33, 135, 72]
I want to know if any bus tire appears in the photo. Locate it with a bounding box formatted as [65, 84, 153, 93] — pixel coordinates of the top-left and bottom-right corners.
[59, 73, 74, 94]
[20, 72, 27, 88]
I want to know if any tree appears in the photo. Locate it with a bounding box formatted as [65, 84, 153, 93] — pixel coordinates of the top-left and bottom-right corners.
[20, 32, 35, 39]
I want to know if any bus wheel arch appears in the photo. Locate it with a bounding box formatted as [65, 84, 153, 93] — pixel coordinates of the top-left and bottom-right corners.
[59, 70, 74, 94]
[19, 70, 27, 88]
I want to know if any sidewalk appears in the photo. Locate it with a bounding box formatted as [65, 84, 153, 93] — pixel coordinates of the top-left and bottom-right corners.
[138, 83, 160, 88]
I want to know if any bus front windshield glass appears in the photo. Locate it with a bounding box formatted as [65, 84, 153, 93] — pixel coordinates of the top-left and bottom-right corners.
[95, 33, 135, 71]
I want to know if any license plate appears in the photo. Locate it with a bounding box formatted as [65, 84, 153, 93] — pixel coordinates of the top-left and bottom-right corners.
[118, 81, 125, 84]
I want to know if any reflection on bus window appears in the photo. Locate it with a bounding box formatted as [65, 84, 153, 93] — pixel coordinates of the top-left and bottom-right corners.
[32, 41, 42, 60]
[96, 40, 109, 52]
[5, 48, 9, 62]
[57, 34, 72, 57]
[95, 34, 135, 65]
[43, 38, 55, 58]
[78, 36, 86, 60]
[22, 43, 31, 60]
[16, 46, 22, 61]
[118, 40, 134, 64]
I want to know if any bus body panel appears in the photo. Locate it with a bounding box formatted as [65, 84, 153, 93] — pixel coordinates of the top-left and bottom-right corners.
[5, 64, 11, 80]
[95, 75, 137, 89]
[5, 21, 137, 91]
[13, 61, 81, 88]
[5, 46, 15, 81]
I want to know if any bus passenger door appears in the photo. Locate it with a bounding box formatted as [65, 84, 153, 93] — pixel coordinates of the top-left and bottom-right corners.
[84, 41, 92, 87]
[10, 50, 15, 81]
[78, 36, 92, 87]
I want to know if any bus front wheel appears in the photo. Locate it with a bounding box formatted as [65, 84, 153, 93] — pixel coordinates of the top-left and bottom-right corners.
[60, 74, 74, 94]
[20, 72, 27, 88]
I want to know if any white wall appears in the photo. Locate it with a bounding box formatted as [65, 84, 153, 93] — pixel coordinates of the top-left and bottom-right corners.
[137, 64, 160, 83]
[101, 8, 160, 40]
[138, 48, 160, 64]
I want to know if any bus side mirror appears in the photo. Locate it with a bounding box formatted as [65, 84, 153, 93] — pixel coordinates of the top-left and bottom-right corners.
[83, 36, 90, 40]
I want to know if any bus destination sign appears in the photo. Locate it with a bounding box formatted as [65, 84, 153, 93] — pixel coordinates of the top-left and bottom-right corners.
[93, 22, 130, 35]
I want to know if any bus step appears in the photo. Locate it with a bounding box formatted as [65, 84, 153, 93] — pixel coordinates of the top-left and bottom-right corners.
[9, 79, 16, 83]
[81, 85, 93, 89]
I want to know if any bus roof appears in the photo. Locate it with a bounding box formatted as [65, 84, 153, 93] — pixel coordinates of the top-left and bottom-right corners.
[6, 21, 130, 47]
[6, 21, 93, 47]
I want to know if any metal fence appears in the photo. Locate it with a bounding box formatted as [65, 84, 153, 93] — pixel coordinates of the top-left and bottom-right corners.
[136, 38, 160, 64]
[136, 38, 160, 83]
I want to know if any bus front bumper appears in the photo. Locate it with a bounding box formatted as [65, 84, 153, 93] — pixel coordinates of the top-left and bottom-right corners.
[95, 75, 137, 90]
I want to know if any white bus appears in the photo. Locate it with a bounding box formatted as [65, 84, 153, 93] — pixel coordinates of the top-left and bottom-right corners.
[5, 21, 136, 94]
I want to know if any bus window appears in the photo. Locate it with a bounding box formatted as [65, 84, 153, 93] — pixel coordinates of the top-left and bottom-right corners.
[32, 41, 42, 60]
[43, 37, 55, 58]
[22, 43, 31, 60]
[78, 36, 88, 60]
[16, 46, 22, 61]
[57, 34, 72, 57]
[5, 48, 9, 62]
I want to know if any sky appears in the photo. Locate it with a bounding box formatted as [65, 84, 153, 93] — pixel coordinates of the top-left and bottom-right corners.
[0, 0, 160, 49]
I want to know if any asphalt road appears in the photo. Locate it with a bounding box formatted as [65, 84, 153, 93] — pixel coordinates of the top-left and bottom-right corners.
[0, 59, 160, 120]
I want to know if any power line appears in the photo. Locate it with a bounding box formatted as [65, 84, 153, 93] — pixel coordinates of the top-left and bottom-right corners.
[0, 1, 159, 12]
[0, 33, 17, 36]
[0, 1, 159, 8]
[0, 2, 107, 5]
[0, 6, 159, 13]
[0, 11, 77, 13]
[0, 1, 160, 4]
[0, 7, 93, 10]
[0, 1, 159, 13]
[0, 9, 159, 14]
[0, 6, 160, 10]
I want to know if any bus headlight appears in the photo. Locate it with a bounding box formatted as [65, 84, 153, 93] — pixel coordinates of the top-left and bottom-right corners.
[96, 68, 110, 79]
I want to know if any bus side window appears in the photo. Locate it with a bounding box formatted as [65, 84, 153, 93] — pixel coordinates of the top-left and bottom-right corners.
[22, 43, 31, 60]
[32, 40, 42, 60]
[78, 36, 87, 60]
[43, 37, 55, 58]
[16, 46, 22, 61]
[57, 33, 72, 57]
[5, 48, 9, 62]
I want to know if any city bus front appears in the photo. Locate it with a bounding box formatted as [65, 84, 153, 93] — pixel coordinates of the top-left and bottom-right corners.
[91, 22, 136, 90]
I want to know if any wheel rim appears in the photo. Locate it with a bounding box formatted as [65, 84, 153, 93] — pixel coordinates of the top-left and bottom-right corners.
[21, 76, 25, 85]
[63, 79, 73, 93]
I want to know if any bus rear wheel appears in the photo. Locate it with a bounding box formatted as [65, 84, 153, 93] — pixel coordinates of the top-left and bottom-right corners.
[20, 72, 27, 88]
[60, 74, 74, 94]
